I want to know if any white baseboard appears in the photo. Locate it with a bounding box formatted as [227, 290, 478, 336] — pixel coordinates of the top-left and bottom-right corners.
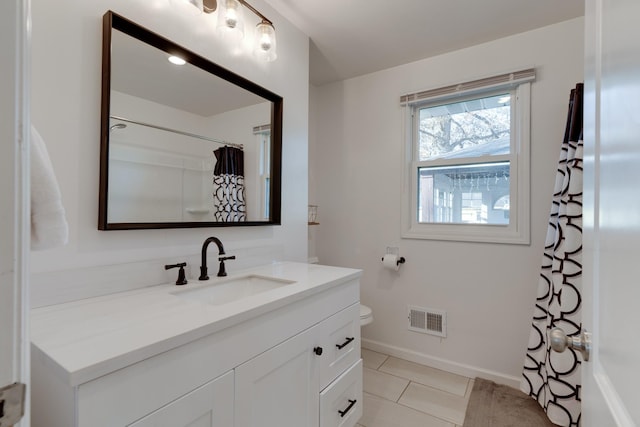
[361, 338, 522, 390]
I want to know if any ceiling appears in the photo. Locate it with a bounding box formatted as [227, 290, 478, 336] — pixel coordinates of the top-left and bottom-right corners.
[263, 0, 585, 86]
[112, 29, 267, 117]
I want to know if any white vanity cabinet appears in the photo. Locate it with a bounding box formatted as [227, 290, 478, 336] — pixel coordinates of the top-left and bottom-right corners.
[235, 303, 362, 427]
[31, 263, 362, 427]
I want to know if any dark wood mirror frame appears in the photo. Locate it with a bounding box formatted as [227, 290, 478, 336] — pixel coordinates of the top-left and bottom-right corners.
[99, 11, 283, 230]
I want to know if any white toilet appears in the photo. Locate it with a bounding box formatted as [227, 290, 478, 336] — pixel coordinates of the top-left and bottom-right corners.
[308, 258, 373, 327]
[360, 304, 373, 326]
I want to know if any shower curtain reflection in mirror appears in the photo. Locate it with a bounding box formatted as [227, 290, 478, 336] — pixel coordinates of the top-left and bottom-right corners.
[213, 146, 246, 222]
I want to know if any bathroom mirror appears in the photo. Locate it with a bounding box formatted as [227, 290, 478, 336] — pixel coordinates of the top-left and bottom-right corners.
[99, 11, 282, 230]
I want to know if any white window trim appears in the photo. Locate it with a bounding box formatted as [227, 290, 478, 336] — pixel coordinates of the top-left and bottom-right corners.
[401, 81, 531, 245]
[254, 127, 271, 220]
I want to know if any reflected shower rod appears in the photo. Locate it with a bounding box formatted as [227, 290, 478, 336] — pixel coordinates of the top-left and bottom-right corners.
[109, 115, 244, 150]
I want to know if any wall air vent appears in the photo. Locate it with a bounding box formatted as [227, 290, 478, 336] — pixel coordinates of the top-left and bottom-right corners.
[408, 306, 447, 338]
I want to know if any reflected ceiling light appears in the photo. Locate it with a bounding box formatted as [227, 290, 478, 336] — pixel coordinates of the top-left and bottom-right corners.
[497, 95, 511, 104]
[168, 55, 187, 65]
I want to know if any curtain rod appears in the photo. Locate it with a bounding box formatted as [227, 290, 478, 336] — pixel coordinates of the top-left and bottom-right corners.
[400, 68, 536, 106]
[110, 115, 244, 150]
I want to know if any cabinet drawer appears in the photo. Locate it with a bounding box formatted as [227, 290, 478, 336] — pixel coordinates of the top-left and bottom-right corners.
[317, 303, 360, 389]
[320, 360, 362, 427]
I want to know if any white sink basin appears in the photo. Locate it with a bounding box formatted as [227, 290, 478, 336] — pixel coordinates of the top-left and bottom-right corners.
[171, 274, 296, 306]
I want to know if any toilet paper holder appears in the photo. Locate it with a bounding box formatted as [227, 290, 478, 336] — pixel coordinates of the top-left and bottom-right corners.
[381, 255, 406, 265]
[381, 247, 406, 266]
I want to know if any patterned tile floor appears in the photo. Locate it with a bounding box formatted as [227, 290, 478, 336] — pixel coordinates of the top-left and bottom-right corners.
[357, 348, 474, 427]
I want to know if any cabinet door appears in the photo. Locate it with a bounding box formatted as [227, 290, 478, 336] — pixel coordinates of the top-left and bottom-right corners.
[235, 325, 320, 427]
[128, 371, 233, 427]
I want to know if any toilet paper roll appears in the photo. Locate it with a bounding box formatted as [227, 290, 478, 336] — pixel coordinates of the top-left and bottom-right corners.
[382, 254, 400, 271]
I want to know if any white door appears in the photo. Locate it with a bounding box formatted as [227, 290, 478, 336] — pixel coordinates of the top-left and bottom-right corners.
[582, 0, 640, 424]
[235, 325, 320, 427]
[0, 0, 30, 426]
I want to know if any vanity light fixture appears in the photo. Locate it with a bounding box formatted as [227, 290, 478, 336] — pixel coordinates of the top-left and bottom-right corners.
[178, 0, 277, 61]
[254, 19, 277, 62]
[170, 0, 204, 15]
[216, 0, 245, 45]
[170, 0, 277, 61]
[168, 55, 187, 65]
[203, 0, 217, 13]
[236, 0, 277, 62]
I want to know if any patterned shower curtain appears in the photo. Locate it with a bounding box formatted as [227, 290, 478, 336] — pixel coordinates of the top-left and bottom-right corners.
[521, 83, 583, 427]
[213, 146, 246, 222]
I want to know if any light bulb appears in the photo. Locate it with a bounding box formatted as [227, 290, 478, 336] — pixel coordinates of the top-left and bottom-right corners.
[225, 8, 238, 28]
[217, 0, 244, 45]
[258, 32, 272, 52]
[254, 22, 277, 62]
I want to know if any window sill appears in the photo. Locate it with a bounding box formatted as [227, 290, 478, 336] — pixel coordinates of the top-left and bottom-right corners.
[401, 224, 530, 245]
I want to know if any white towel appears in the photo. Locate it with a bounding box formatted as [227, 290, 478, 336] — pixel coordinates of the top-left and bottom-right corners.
[30, 125, 69, 250]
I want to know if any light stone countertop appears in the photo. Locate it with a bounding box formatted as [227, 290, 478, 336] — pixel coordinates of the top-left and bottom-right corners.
[31, 262, 361, 386]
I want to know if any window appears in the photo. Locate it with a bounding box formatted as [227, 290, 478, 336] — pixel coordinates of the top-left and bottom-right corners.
[255, 126, 271, 220]
[401, 70, 534, 244]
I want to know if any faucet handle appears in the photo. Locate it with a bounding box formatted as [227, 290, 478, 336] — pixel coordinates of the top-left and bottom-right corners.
[217, 256, 236, 277]
[165, 262, 188, 286]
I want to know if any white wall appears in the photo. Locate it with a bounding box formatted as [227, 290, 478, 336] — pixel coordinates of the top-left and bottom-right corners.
[30, 0, 309, 307]
[311, 18, 584, 385]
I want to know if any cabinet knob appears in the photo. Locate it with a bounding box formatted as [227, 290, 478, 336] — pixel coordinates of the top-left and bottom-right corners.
[313, 346, 323, 356]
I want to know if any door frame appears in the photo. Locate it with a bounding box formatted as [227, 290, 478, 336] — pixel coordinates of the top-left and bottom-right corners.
[582, 0, 637, 424]
[0, 0, 31, 425]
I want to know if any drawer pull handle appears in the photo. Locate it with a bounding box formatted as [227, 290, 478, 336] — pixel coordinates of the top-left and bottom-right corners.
[313, 346, 323, 356]
[336, 337, 355, 350]
[338, 399, 357, 417]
